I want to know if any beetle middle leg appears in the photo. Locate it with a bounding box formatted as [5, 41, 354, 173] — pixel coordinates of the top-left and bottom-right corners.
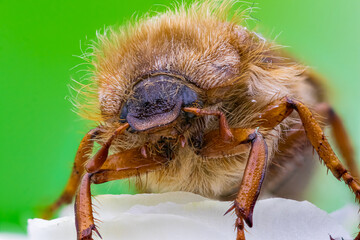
[184, 99, 360, 239]
[268, 102, 359, 198]
[314, 103, 358, 178]
[42, 123, 129, 219]
[259, 96, 360, 240]
[42, 128, 99, 219]
[258, 97, 360, 195]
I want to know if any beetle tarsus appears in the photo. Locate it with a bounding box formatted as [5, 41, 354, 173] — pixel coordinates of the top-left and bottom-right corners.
[236, 218, 246, 240]
[80, 223, 100, 240]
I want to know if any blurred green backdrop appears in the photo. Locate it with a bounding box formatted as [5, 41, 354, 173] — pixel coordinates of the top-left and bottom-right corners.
[1, 0, 359, 234]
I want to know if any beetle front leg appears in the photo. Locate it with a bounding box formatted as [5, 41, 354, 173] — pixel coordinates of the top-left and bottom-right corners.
[187, 120, 268, 239]
[75, 173, 100, 240]
[75, 147, 168, 240]
[225, 130, 268, 240]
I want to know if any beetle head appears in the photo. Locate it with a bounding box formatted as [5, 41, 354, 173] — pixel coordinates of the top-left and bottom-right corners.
[120, 74, 202, 133]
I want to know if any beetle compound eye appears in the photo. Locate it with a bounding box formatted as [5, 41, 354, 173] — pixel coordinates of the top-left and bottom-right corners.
[181, 86, 202, 120]
[119, 104, 128, 123]
[182, 85, 203, 108]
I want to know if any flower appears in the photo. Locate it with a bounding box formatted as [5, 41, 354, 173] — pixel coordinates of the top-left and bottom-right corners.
[26, 192, 352, 240]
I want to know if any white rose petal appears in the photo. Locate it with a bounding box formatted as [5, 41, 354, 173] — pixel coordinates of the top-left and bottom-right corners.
[25, 192, 353, 240]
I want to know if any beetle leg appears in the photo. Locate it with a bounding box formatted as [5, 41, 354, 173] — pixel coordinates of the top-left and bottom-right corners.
[182, 109, 269, 238]
[259, 96, 360, 197]
[225, 130, 268, 240]
[75, 148, 167, 240]
[315, 103, 359, 178]
[197, 127, 254, 158]
[193, 123, 268, 239]
[42, 128, 99, 219]
[265, 123, 312, 198]
[264, 102, 359, 198]
[183, 107, 233, 142]
[75, 173, 100, 240]
[43, 123, 129, 219]
[259, 96, 360, 239]
[85, 123, 129, 173]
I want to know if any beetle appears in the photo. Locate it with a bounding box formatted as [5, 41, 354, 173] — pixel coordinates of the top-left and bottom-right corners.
[43, 1, 360, 239]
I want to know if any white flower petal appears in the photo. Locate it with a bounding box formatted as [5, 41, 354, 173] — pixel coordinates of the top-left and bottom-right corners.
[27, 192, 352, 240]
[0, 234, 27, 240]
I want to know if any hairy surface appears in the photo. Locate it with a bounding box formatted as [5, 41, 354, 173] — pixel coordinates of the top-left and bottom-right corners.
[74, 0, 326, 200]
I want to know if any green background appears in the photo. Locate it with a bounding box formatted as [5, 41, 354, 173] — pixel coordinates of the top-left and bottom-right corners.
[1, 0, 359, 234]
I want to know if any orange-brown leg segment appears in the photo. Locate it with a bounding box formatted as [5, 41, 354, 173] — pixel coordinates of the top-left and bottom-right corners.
[75, 173, 101, 240]
[225, 131, 268, 240]
[183, 107, 254, 158]
[42, 128, 98, 219]
[184, 108, 269, 239]
[259, 96, 360, 240]
[198, 128, 255, 158]
[315, 103, 359, 179]
[75, 147, 168, 240]
[259, 97, 360, 194]
[43, 123, 129, 219]
[85, 123, 129, 173]
[183, 107, 233, 142]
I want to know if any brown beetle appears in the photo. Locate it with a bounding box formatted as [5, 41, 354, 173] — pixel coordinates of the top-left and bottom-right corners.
[43, 1, 360, 239]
